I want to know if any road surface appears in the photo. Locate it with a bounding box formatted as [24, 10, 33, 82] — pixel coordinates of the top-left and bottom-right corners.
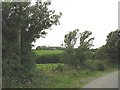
[82, 71, 118, 88]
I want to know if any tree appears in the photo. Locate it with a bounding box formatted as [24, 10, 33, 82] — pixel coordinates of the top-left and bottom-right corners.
[2, 1, 61, 87]
[63, 29, 79, 48]
[79, 30, 94, 49]
[94, 45, 107, 60]
[61, 29, 79, 67]
[61, 30, 94, 68]
[105, 29, 120, 64]
[76, 31, 94, 66]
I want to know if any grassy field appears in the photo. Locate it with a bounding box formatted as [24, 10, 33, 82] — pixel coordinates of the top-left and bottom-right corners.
[34, 50, 64, 63]
[34, 50, 64, 56]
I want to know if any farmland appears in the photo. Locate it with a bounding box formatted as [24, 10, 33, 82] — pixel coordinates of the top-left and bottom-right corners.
[34, 50, 64, 63]
[34, 50, 64, 56]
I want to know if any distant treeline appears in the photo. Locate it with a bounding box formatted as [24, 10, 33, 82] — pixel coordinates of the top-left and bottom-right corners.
[36, 46, 65, 50]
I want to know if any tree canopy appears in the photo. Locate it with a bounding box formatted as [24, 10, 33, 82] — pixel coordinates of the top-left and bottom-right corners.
[105, 29, 120, 63]
[61, 30, 94, 68]
[63, 29, 79, 48]
[2, 1, 62, 87]
[79, 30, 94, 49]
[94, 29, 119, 64]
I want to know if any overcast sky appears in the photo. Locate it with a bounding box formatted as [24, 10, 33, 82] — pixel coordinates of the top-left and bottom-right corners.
[32, 0, 119, 49]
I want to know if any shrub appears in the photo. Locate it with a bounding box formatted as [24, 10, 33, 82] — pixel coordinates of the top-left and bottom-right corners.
[54, 64, 64, 72]
[60, 47, 88, 69]
[60, 48, 77, 66]
[85, 60, 96, 71]
[85, 60, 105, 71]
[97, 64, 105, 71]
[94, 60, 105, 71]
[2, 44, 36, 87]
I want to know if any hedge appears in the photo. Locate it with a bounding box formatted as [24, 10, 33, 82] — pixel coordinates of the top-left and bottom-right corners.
[35, 54, 62, 64]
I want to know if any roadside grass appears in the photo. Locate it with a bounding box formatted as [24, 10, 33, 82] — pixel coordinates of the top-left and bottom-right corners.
[31, 63, 118, 88]
[5, 63, 117, 88]
[36, 63, 64, 71]
[4, 49, 117, 88]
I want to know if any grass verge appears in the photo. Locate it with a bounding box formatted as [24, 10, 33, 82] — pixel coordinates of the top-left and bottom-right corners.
[3, 63, 117, 88]
[31, 64, 118, 88]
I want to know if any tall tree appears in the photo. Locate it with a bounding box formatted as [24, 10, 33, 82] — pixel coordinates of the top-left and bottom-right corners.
[75, 31, 94, 67]
[2, 1, 61, 87]
[63, 29, 79, 48]
[61, 30, 94, 68]
[105, 29, 120, 64]
[61, 29, 79, 67]
[79, 30, 94, 49]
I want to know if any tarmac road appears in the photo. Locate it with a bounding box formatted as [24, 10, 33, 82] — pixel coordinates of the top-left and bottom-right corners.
[82, 71, 118, 88]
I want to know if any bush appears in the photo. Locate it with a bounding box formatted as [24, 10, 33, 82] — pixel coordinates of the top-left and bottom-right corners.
[2, 43, 20, 76]
[60, 48, 77, 66]
[85, 60, 105, 71]
[97, 64, 105, 71]
[2, 43, 36, 87]
[54, 64, 64, 72]
[85, 60, 96, 71]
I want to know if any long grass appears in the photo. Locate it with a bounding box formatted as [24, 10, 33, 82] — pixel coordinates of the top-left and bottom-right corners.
[6, 63, 117, 88]
[33, 63, 117, 88]
[36, 63, 64, 71]
[30, 50, 118, 88]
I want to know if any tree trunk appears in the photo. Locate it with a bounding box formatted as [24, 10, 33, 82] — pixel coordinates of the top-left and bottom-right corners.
[18, 29, 21, 74]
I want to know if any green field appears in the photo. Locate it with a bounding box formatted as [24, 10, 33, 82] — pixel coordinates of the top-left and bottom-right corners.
[34, 50, 64, 63]
[34, 50, 64, 56]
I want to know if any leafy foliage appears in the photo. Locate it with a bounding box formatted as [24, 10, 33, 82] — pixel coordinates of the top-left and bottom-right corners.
[85, 60, 105, 71]
[79, 30, 94, 49]
[75, 31, 94, 67]
[61, 30, 94, 68]
[94, 29, 119, 65]
[61, 48, 78, 67]
[105, 29, 120, 63]
[2, 1, 61, 87]
[94, 45, 107, 60]
[63, 29, 79, 48]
